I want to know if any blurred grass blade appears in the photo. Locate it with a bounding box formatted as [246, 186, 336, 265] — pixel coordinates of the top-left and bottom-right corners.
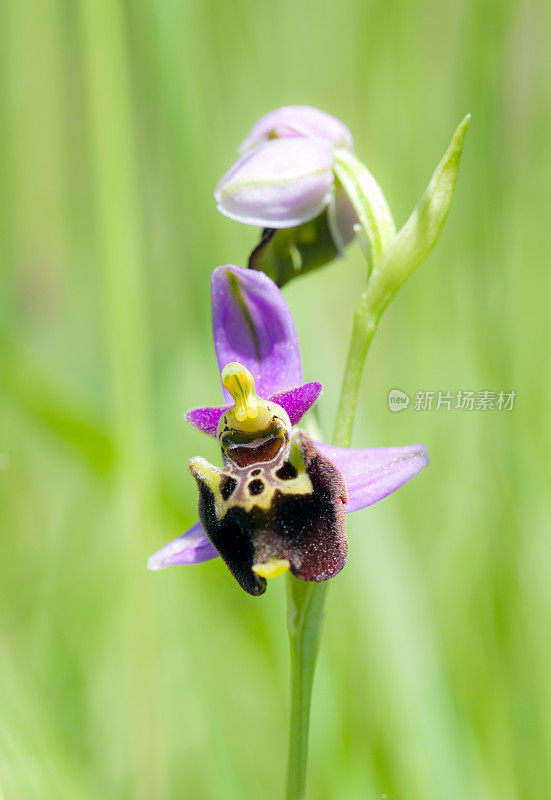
[78, 0, 166, 796]
[2, 343, 115, 473]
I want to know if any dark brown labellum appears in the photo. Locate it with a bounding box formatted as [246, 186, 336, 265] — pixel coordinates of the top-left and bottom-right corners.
[190, 430, 348, 595]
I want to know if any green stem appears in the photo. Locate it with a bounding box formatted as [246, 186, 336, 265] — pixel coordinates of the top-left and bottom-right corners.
[284, 134, 402, 799]
[285, 297, 379, 799]
[332, 295, 379, 447]
[285, 578, 328, 800]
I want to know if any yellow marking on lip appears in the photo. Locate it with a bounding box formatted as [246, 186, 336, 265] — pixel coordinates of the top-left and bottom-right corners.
[252, 559, 290, 578]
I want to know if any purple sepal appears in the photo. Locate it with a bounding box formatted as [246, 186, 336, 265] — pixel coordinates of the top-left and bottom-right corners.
[185, 381, 323, 437]
[212, 265, 303, 401]
[269, 381, 322, 425]
[239, 105, 354, 153]
[215, 137, 335, 228]
[147, 521, 218, 569]
[317, 442, 429, 513]
[185, 405, 228, 437]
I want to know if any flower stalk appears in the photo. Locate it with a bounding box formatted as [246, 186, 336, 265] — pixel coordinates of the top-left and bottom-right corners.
[149, 106, 469, 799]
[285, 318, 366, 799]
[286, 578, 328, 800]
[285, 114, 470, 799]
[332, 296, 379, 448]
[285, 345, 366, 799]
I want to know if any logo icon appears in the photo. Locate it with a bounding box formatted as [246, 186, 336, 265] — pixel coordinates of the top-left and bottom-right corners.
[388, 388, 410, 412]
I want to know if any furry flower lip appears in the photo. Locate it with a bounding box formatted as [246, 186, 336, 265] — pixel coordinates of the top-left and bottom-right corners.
[147, 265, 429, 595]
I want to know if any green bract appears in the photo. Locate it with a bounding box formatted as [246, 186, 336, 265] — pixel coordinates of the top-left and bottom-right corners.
[248, 214, 341, 288]
[365, 114, 471, 318]
[333, 115, 471, 445]
[333, 148, 396, 269]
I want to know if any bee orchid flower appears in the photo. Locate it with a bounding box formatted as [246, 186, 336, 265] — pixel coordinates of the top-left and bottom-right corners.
[147, 265, 428, 595]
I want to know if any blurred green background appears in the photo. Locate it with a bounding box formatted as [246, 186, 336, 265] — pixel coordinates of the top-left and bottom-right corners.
[1, 0, 550, 798]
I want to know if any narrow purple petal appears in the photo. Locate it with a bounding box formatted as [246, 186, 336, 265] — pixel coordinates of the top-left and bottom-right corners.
[215, 138, 335, 228]
[239, 105, 354, 152]
[317, 442, 429, 513]
[185, 405, 227, 437]
[270, 382, 322, 425]
[147, 521, 218, 569]
[212, 265, 302, 400]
